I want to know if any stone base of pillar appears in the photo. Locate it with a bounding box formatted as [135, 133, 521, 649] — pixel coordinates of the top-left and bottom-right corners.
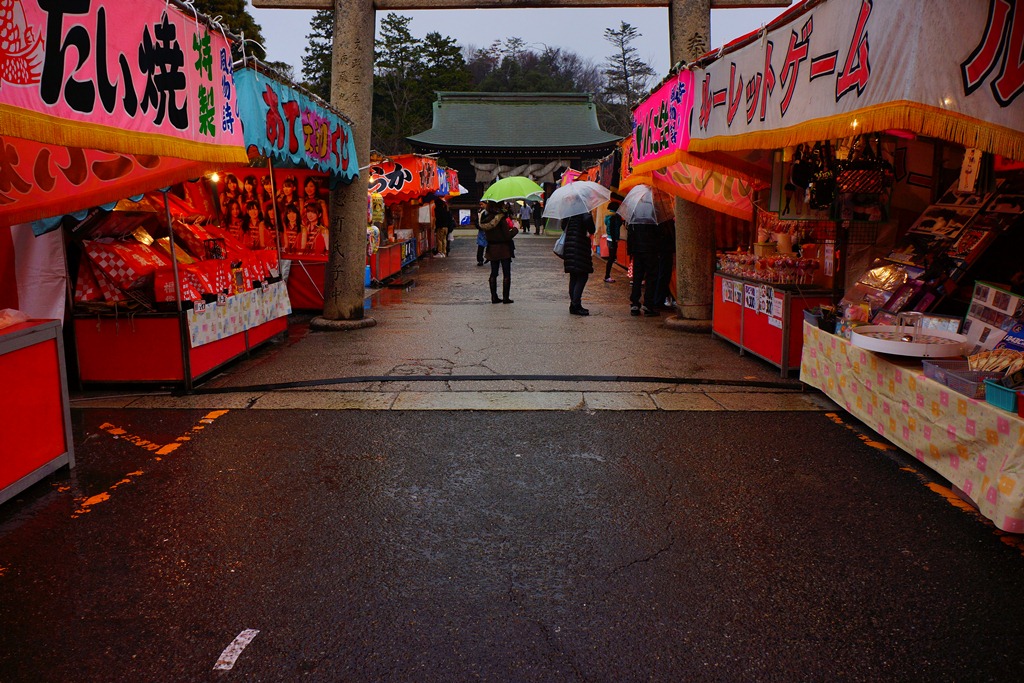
[664, 315, 712, 333]
[310, 316, 378, 332]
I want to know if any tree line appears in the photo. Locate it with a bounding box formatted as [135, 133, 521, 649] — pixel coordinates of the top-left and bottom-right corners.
[188, 3, 656, 156]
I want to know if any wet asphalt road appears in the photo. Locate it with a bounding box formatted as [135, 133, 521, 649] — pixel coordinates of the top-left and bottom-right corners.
[3, 407, 1024, 682]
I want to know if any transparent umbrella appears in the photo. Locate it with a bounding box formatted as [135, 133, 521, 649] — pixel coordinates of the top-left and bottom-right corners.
[617, 184, 674, 224]
[541, 181, 611, 219]
[481, 176, 545, 202]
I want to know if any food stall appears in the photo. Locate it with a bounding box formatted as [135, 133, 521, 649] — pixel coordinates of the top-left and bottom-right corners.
[684, 0, 1024, 529]
[368, 153, 443, 281]
[0, 0, 248, 500]
[617, 73, 815, 371]
[65, 61, 328, 390]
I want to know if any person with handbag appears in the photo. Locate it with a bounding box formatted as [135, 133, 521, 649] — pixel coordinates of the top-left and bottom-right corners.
[479, 200, 518, 304]
[562, 211, 596, 315]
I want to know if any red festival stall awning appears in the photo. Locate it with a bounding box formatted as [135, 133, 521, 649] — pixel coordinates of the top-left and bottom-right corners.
[368, 154, 440, 204]
[619, 137, 760, 222]
[0, 0, 248, 228]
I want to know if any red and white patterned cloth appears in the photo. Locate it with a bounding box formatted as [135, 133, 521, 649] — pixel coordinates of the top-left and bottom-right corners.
[83, 239, 172, 291]
[73, 259, 102, 303]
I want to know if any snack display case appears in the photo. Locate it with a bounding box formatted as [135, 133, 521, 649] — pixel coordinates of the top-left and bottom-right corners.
[0, 320, 74, 504]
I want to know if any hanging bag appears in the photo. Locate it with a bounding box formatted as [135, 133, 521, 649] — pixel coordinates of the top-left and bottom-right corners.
[553, 230, 566, 258]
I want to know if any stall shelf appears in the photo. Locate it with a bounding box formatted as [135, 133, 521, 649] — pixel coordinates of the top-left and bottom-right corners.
[801, 321, 1024, 531]
[75, 282, 290, 385]
[713, 273, 832, 376]
[0, 320, 74, 504]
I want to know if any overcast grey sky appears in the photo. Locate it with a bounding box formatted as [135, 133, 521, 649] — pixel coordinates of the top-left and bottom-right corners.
[246, 3, 795, 82]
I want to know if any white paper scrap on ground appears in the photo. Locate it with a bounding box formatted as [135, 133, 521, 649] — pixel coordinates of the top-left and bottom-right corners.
[213, 629, 260, 671]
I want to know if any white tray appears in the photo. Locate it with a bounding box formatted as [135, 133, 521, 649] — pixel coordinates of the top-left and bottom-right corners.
[850, 325, 968, 358]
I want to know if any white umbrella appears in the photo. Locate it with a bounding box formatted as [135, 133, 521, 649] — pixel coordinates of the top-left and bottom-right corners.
[617, 184, 674, 225]
[542, 181, 611, 219]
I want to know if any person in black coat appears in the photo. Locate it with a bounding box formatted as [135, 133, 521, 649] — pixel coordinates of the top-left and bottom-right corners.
[626, 219, 663, 316]
[655, 219, 676, 310]
[562, 212, 596, 315]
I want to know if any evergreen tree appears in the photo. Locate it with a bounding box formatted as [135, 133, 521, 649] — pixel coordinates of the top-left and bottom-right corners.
[601, 22, 657, 136]
[467, 40, 600, 95]
[190, 0, 266, 62]
[373, 13, 423, 153]
[302, 9, 334, 101]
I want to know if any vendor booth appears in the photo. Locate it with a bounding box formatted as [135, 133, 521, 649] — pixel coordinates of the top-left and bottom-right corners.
[229, 63, 359, 311]
[682, 0, 1024, 529]
[65, 60, 341, 391]
[367, 154, 460, 284]
[616, 75, 777, 353]
[0, 0, 248, 501]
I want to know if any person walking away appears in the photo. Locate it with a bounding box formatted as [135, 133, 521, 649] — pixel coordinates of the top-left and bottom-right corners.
[655, 219, 676, 310]
[604, 203, 622, 283]
[433, 197, 453, 257]
[475, 201, 487, 266]
[532, 201, 544, 234]
[626, 219, 661, 316]
[563, 211, 596, 315]
[480, 201, 517, 303]
[519, 202, 532, 236]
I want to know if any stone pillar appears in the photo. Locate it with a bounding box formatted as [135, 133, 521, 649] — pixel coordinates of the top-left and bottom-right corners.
[313, 0, 376, 330]
[667, 0, 715, 328]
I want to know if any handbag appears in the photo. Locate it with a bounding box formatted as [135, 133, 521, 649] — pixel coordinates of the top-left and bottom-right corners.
[553, 231, 566, 258]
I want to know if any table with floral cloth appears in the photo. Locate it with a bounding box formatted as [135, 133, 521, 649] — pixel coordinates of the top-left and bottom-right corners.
[800, 321, 1024, 532]
[186, 281, 291, 348]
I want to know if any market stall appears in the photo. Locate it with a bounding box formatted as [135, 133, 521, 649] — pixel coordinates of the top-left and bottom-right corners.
[64, 61, 334, 390]
[616, 74, 772, 345]
[368, 154, 459, 282]
[682, 0, 1024, 527]
[0, 0, 248, 500]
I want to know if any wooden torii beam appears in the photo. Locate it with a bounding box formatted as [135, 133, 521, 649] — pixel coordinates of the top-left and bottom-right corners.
[255, 0, 789, 6]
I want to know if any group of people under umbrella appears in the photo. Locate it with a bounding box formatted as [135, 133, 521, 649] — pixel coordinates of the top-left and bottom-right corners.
[476, 177, 675, 316]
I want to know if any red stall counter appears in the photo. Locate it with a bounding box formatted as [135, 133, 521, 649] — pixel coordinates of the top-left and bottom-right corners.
[0, 320, 75, 505]
[713, 273, 833, 377]
[74, 281, 290, 389]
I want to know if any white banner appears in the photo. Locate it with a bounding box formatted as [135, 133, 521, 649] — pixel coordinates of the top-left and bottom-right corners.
[689, 0, 1024, 161]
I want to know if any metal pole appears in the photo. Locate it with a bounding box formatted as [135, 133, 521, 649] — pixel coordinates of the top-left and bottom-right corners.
[161, 189, 194, 394]
[266, 156, 284, 271]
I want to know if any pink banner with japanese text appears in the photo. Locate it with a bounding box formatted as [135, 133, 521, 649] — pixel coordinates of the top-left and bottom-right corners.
[689, 0, 1024, 162]
[0, 0, 247, 164]
[630, 72, 695, 176]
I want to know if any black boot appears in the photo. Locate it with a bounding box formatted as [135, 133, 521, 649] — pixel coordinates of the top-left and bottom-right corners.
[502, 278, 513, 303]
[489, 278, 501, 304]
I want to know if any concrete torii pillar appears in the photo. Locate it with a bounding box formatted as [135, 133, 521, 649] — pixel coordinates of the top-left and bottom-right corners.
[666, 0, 716, 331]
[255, 0, 378, 331]
[314, 0, 378, 330]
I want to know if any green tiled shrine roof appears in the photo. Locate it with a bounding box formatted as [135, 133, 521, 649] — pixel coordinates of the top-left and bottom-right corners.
[407, 92, 621, 152]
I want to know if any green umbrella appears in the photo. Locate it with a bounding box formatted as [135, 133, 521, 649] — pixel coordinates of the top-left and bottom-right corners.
[481, 176, 544, 202]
